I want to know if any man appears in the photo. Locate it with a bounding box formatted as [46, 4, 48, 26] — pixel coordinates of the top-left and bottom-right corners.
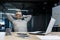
[6, 11, 32, 32]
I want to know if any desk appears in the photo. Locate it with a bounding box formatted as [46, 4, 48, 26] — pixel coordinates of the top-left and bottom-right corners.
[5, 32, 40, 40]
[5, 32, 60, 40]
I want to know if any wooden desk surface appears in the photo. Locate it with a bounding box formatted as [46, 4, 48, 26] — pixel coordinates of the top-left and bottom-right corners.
[5, 32, 60, 40]
[5, 32, 40, 40]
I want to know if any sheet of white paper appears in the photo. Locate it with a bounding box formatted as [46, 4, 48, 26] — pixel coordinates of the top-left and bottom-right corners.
[0, 32, 5, 40]
[37, 35, 60, 40]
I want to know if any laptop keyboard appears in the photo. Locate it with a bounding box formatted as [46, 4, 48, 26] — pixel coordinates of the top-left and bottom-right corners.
[39, 31, 45, 33]
[29, 31, 45, 35]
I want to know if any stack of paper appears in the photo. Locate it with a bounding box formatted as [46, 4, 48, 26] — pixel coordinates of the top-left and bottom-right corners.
[0, 32, 5, 40]
[37, 35, 60, 40]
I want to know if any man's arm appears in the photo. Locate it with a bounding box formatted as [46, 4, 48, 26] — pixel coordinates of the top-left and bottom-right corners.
[23, 15, 32, 22]
[5, 13, 14, 22]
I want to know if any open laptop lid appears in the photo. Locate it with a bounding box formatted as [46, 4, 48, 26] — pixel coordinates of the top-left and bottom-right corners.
[45, 17, 56, 34]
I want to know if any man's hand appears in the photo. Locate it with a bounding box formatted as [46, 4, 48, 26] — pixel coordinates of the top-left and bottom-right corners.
[5, 13, 14, 22]
[23, 15, 32, 22]
[23, 15, 27, 18]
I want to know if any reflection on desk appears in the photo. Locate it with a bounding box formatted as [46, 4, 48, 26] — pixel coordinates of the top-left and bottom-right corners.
[5, 32, 60, 40]
[5, 32, 40, 40]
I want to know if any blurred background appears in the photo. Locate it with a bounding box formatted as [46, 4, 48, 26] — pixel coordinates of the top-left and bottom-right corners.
[0, 0, 60, 32]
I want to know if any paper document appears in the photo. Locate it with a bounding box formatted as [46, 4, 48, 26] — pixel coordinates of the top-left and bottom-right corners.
[0, 32, 5, 40]
[37, 35, 60, 40]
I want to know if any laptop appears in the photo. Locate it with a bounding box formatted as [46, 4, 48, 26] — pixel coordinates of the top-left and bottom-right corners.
[29, 17, 56, 35]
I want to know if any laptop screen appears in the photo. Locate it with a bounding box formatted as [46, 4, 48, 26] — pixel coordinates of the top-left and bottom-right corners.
[45, 17, 56, 34]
